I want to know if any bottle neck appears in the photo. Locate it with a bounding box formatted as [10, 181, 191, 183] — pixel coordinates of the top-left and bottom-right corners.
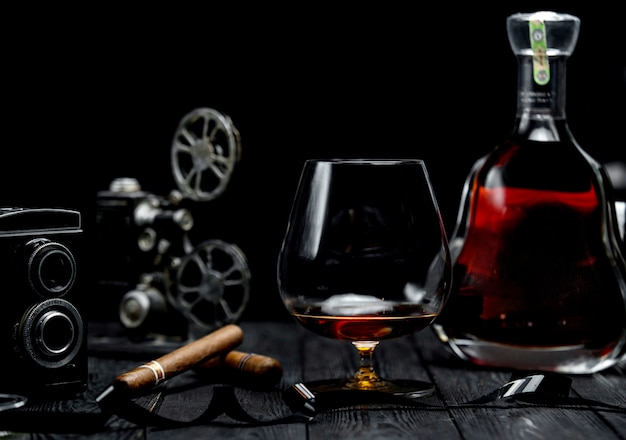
[513, 55, 570, 141]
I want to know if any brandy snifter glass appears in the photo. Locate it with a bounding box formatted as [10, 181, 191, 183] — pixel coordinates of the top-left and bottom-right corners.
[277, 159, 452, 398]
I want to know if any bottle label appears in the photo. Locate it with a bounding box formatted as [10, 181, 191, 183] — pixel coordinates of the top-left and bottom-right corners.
[529, 20, 550, 86]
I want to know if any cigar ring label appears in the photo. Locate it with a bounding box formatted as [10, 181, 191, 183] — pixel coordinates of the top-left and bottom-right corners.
[140, 360, 166, 384]
[237, 352, 255, 371]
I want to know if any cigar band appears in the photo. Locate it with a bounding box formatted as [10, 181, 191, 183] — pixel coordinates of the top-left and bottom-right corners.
[140, 360, 166, 384]
[237, 352, 256, 371]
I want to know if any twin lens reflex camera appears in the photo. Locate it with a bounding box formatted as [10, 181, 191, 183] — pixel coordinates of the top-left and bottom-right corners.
[0, 207, 86, 398]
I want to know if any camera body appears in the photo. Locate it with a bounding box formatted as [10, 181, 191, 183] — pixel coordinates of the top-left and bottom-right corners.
[90, 176, 252, 347]
[89, 108, 251, 347]
[91, 178, 192, 341]
[0, 208, 86, 397]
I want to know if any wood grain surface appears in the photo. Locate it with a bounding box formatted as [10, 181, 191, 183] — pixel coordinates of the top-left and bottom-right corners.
[1, 320, 624, 439]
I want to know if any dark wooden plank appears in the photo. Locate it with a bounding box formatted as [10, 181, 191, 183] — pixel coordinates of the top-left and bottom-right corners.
[377, 334, 440, 386]
[417, 328, 626, 440]
[297, 322, 355, 383]
[2, 321, 625, 439]
[564, 359, 626, 436]
[308, 407, 460, 440]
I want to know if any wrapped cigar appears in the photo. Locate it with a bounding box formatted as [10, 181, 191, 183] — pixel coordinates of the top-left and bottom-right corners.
[193, 350, 283, 390]
[99, 324, 244, 398]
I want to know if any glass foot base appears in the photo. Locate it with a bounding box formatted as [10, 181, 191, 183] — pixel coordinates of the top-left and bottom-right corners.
[283, 378, 435, 420]
[306, 377, 435, 399]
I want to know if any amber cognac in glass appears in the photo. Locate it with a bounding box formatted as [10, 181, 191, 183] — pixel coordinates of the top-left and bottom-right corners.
[278, 159, 451, 397]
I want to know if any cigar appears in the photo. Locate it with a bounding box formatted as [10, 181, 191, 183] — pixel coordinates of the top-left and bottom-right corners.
[193, 350, 283, 389]
[97, 324, 244, 400]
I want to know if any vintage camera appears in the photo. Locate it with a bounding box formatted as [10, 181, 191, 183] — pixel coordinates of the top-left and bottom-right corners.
[0, 207, 86, 398]
[89, 108, 251, 348]
[90, 177, 193, 341]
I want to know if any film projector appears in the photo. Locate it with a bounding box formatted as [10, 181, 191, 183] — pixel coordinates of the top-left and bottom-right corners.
[88, 108, 251, 354]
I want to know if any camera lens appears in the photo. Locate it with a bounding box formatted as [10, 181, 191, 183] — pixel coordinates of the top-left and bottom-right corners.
[20, 298, 84, 368]
[36, 310, 75, 355]
[119, 286, 168, 329]
[26, 239, 77, 296]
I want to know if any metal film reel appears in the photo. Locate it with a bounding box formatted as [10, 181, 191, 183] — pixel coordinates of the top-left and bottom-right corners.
[171, 108, 241, 202]
[169, 239, 251, 331]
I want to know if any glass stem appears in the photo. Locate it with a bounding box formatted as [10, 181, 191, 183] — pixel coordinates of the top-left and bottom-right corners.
[351, 341, 381, 389]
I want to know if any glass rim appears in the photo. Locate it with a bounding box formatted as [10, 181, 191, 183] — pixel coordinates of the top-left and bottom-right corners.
[304, 158, 426, 166]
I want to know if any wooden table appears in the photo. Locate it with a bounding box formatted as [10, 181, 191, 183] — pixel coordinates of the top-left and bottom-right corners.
[2, 320, 625, 439]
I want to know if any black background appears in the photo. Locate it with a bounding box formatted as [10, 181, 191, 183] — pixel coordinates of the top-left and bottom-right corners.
[2, 4, 624, 322]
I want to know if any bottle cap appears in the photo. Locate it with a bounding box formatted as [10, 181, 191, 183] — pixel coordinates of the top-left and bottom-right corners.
[507, 11, 580, 56]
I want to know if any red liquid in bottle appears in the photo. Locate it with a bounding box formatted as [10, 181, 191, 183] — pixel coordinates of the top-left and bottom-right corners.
[432, 12, 626, 373]
[443, 180, 624, 350]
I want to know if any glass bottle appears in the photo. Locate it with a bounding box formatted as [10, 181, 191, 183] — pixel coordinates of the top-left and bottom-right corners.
[432, 11, 626, 374]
